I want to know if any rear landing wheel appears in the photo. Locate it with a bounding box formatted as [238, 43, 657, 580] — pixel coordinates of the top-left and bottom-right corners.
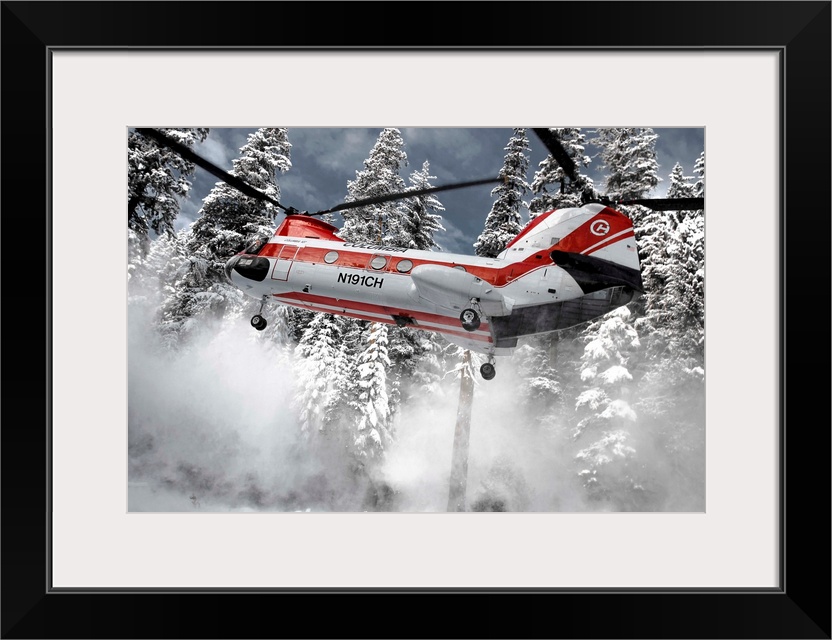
[251, 315, 268, 331]
[460, 308, 481, 332]
[480, 362, 496, 381]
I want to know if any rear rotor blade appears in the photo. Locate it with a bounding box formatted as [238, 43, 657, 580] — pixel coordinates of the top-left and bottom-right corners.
[135, 128, 286, 211]
[618, 197, 705, 211]
[532, 128, 578, 183]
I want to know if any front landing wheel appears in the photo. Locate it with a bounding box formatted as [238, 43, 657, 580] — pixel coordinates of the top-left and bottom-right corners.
[480, 362, 496, 381]
[251, 315, 268, 331]
[460, 308, 481, 332]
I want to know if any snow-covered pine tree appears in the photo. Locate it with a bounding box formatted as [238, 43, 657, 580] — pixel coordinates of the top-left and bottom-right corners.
[128, 128, 209, 255]
[294, 313, 350, 436]
[529, 128, 595, 220]
[636, 161, 703, 362]
[473, 128, 530, 258]
[399, 160, 446, 251]
[633, 161, 705, 480]
[693, 150, 705, 198]
[339, 128, 408, 245]
[350, 322, 394, 461]
[158, 128, 292, 344]
[665, 162, 698, 225]
[129, 230, 188, 310]
[571, 306, 650, 510]
[634, 161, 692, 332]
[592, 127, 661, 205]
[631, 160, 705, 510]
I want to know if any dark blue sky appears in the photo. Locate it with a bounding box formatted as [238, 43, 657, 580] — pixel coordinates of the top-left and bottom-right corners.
[180, 127, 704, 254]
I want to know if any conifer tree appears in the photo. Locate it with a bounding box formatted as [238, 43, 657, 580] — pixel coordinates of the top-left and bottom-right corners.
[294, 313, 350, 435]
[129, 230, 188, 309]
[693, 151, 705, 198]
[399, 160, 446, 250]
[473, 128, 530, 257]
[633, 181, 705, 511]
[571, 306, 649, 509]
[128, 127, 209, 253]
[636, 162, 703, 361]
[634, 161, 704, 400]
[340, 128, 408, 245]
[665, 162, 698, 224]
[350, 322, 394, 461]
[158, 128, 291, 343]
[592, 127, 660, 221]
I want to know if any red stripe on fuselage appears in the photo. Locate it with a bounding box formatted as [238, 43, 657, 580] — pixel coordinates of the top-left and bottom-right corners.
[260, 243, 551, 288]
[582, 229, 636, 255]
[273, 294, 494, 343]
[506, 209, 557, 249]
[273, 291, 491, 333]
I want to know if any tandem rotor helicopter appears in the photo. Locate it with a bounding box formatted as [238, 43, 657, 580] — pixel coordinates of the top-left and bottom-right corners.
[136, 128, 703, 380]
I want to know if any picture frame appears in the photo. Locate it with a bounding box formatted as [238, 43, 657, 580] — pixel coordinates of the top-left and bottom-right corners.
[2, 1, 828, 637]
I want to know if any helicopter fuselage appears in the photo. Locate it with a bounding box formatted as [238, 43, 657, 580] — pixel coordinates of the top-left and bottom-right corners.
[225, 203, 643, 358]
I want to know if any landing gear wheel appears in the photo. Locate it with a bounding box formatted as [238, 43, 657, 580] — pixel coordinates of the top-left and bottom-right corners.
[480, 362, 496, 381]
[460, 308, 481, 332]
[251, 315, 268, 331]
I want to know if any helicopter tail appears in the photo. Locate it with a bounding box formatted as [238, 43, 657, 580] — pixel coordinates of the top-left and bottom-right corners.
[507, 203, 642, 290]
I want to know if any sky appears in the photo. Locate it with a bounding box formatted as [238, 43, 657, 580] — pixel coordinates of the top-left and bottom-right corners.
[178, 127, 704, 254]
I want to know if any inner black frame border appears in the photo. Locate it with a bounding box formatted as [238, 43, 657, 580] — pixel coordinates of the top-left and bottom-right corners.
[2, 2, 829, 638]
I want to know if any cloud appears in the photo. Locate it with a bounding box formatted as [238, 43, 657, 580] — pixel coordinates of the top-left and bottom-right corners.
[195, 133, 236, 170]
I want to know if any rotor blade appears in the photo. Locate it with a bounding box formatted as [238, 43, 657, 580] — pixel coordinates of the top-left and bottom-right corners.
[135, 128, 286, 211]
[310, 177, 503, 216]
[532, 128, 578, 183]
[618, 197, 705, 211]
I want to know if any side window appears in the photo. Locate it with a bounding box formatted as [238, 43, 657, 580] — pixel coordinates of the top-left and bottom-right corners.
[324, 251, 339, 264]
[369, 255, 388, 270]
[396, 259, 413, 273]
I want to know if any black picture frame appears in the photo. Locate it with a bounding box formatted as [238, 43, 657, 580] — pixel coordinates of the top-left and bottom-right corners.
[2, 1, 829, 638]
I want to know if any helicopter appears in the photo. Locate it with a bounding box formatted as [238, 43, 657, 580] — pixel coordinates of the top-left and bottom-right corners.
[136, 128, 703, 380]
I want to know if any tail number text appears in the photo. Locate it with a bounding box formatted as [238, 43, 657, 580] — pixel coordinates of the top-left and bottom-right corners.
[337, 272, 384, 289]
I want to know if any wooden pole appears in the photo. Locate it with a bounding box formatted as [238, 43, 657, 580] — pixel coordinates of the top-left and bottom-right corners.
[548, 332, 559, 368]
[447, 350, 475, 512]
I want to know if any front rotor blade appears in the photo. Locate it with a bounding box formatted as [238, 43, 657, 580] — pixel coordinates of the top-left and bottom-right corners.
[532, 128, 578, 183]
[618, 197, 705, 211]
[135, 128, 285, 211]
[311, 177, 502, 216]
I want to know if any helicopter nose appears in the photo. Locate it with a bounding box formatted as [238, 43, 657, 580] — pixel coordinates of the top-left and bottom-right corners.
[225, 255, 271, 282]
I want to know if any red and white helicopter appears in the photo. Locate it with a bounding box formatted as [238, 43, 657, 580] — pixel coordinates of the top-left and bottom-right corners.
[138, 128, 703, 380]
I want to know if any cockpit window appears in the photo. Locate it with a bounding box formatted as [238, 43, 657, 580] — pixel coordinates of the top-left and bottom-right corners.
[244, 236, 268, 255]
